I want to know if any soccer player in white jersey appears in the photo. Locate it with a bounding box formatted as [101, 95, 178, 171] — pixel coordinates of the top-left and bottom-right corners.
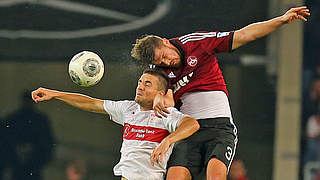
[131, 6, 310, 180]
[31, 69, 200, 180]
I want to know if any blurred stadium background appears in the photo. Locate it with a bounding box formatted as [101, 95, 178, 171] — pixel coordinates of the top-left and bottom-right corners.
[0, 0, 319, 179]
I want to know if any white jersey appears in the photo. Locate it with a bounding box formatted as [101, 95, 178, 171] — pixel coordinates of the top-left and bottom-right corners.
[180, 91, 232, 119]
[103, 100, 188, 180]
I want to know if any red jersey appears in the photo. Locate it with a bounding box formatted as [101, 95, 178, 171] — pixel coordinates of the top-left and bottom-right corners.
[162, 31, 234, 102]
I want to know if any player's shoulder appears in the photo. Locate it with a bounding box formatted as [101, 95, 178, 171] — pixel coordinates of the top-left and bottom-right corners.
[167, 106, 178, 111]
[105, 100, 138, 110]
[166, 107, 183, 115]
[120, 100, 139, 109]
[173, 31, 218, 46]
[166, 107, 192, 119]
[178, 31, 217, 39]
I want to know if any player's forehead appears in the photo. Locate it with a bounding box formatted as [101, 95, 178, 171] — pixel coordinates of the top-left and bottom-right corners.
[139, 73, 158, 83]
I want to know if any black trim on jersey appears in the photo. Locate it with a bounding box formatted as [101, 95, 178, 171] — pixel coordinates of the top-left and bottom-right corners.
[169, 40, 186, 66]
[175, 99, 183, 111]
[229, 31, 235, 53]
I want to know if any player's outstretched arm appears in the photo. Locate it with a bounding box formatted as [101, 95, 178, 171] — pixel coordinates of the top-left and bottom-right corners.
[150, 116, 199, 165]
[31, 87, 107, 114]
[232, 6, 310, 50]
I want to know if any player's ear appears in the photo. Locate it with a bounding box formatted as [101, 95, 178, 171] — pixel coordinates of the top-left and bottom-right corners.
[162, 38, 170, 46]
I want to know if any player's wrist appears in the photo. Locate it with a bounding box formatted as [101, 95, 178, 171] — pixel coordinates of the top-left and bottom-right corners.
[53, 90, 66, 99]
[163, 136, 174, 145]
[278, 15, 289, 24]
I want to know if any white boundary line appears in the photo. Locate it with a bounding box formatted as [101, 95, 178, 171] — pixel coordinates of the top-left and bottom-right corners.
[0, 0, 139, 21]
[38, 0, 140, 21]
[0, 0, 171, 39]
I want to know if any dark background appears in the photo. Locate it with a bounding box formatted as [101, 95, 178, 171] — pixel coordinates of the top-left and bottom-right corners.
[0, 0, 318, 179]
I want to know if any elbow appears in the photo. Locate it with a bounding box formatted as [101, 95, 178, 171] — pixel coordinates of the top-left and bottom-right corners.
[193, 121, 200, 132]
[248, 35, 258, 42]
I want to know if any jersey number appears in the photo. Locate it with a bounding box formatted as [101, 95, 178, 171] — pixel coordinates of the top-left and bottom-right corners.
[225, 146, 233, 161]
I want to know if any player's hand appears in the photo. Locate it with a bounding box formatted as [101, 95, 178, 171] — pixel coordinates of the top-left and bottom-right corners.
[31, 87, 56, 103]
[153, 89, 175, 118]
[150, 138, 171, 166]
[281, 6, 310, 24]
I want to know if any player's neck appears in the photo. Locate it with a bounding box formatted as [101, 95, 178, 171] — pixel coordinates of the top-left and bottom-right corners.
[140, 105, 153, 111]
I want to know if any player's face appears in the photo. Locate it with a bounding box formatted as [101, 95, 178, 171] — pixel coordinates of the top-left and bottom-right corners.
[153, 39, 182, 68]
[135, 74, 162, 110]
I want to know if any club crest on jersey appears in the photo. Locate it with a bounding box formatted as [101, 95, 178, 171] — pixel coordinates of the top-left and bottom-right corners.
[187, 56, 198, 67]
[123, 124, 131, 137]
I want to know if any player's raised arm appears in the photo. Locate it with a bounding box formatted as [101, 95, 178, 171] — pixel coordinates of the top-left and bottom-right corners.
[232, 6, 310, 50]
[31, 87, 107, 114]
[150, 116, 199, 165]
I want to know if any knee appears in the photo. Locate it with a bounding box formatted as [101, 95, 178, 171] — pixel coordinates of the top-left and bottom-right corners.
[207, 173, 227, 180]
[166, 166, 192, 180]
[206, 158, 227, 180]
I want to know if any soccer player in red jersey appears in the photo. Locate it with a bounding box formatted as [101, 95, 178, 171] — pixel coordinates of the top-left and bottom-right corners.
[131, 6, 310, 180]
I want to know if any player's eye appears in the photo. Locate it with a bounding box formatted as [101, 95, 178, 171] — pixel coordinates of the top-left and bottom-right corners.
[145, 82, 152, 87]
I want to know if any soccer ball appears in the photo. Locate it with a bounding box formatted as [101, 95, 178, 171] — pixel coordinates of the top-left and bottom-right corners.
[68, 51, 104, 87]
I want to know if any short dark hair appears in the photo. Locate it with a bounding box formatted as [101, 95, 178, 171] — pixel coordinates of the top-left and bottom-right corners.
[131, 35, 163, 64]
[143, 68, 169, 93]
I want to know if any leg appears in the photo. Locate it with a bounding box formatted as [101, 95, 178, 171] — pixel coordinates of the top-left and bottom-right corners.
[206, 158, 227, 180]
[166, 132, 203, 180]
[199, 117, 237, 180]
[166, 166, 192, 180]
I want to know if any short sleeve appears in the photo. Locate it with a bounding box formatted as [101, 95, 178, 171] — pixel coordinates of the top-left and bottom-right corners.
[177, 31, 234, 54]
[103, 100, 133, 125]
[162, 107, 189, 133]
[213, 31, 234, 53]
[197, 31, 234, 53]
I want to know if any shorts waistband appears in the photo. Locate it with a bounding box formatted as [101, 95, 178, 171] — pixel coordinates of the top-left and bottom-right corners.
[197, 117, 231, 127]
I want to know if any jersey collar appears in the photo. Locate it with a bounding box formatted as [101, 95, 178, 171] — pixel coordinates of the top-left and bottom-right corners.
[169, 40, 186, 66]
